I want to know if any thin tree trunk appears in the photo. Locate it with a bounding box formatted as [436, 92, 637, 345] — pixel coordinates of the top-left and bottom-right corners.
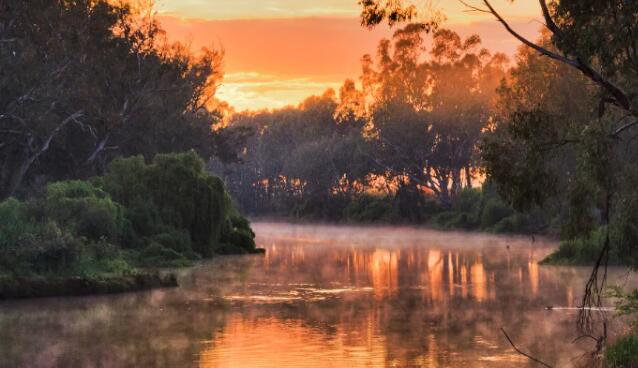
[465, 166, 472, 189]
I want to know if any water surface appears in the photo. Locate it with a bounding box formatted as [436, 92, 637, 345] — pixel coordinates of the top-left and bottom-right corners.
[1, 222, 634, 367]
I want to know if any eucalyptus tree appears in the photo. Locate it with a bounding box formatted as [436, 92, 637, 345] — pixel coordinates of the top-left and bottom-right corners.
[358, 0, 638, 338]
[360, 25, 506, 206]
[0, 0, 229, 200]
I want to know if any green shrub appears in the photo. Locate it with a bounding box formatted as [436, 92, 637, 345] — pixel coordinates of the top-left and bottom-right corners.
[0, 151, 257, 290]
[605, 334, 638, 368]
[219, 215, 257, 253]
[480, 198, 515, 228]
[0, 198, 38, 247]
[44, 180, 124, 242]
[152, 230, 192, 253]
[491, 214, 526, 233]
[137, 242, 191, 267]
[343, 196, 393, 222]
[453, 189, 482, 214]
[541, 227, 618, 265]
[3, 221, 84, 276]
[99, 151, 238, 257]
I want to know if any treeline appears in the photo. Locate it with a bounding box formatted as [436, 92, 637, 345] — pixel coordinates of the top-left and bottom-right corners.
[213, 27, 543, 232]
[0, 1, 257, 297]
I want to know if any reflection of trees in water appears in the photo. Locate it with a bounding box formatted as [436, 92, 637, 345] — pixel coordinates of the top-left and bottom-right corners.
[0, 258, 259, 367]
[0, 295, 226, 367]
[0, 227, 623, 367]
[201, 234, 599, 367]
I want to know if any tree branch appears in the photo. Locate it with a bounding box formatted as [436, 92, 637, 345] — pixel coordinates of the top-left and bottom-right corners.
[479, 0, 636, 116]
[538, 0, 562, 37]
[501, 328, 553, 368]
[613, 119, 638, 136]
[27, 111, 84, 165]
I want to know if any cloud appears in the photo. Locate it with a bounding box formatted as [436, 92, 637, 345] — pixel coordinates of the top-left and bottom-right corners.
[158, 14, 541, 110]
[218, 73, 341, 111]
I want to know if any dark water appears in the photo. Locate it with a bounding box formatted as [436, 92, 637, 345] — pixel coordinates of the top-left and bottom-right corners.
[0, 223, 634, 367]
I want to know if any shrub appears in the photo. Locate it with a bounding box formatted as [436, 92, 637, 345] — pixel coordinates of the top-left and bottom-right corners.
[137, 242, 190, 267]
[453, 189, 482, 214]
[44, 181, 124, 242]
[480, 198, 515, 228]
[541, 227, 619, 265]
[152, 230, 192, 254]
[219, 215, 257, 253]
[0, 198, 38, 247]
[343, 195, 393, 222]
[3, 220, 84, 276]
[605, 334, 638, 368]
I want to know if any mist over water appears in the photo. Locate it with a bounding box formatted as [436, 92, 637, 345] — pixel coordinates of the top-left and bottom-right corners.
[0, 222, 633, 367]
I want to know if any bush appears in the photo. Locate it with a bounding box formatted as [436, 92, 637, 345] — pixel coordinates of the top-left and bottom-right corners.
[219, 215, 258, 254]
[0, 151, 257, 291]
[137, 242, 190, 267]
[10, 223, 84, 275]
[453, 189, 482, 214]
[605, 334, 638, 368]
[151, 230, 192, 254]
[541, 227, 619, 265]
[0, 198, 38, 247]
[343, 195, 393, 222]
[44, 181, 124, 242]
[480, 198, 515, 228]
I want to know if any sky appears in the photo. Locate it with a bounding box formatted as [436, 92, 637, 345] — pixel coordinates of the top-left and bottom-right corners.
[155, 0, 542, 111]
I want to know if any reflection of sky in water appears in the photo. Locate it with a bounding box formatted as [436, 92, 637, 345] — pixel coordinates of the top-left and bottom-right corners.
[0, 223, 635, 367]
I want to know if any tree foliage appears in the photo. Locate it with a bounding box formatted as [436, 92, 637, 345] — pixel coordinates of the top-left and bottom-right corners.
[0, 0, 243, 200]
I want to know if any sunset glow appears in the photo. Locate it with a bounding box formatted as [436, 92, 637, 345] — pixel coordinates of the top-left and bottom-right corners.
[157, 1, 542, 110]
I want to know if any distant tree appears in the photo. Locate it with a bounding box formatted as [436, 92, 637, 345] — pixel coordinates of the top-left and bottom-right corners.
[361, 25, 506, 206]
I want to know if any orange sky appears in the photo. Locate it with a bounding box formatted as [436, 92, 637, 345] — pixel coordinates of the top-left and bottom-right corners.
[156, 1, 542, 110]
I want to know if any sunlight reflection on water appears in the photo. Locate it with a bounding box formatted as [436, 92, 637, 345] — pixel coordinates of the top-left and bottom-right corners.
[0, 222, 634, 368]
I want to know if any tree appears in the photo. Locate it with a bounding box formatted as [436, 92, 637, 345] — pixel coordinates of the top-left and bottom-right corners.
[361, 25, 506, 206]
[0, 0, 232, 200]
[358, 0, 638, 343]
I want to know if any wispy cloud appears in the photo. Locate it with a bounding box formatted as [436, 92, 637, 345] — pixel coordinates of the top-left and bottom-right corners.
[157, 1, 541, 110]
[218, 72, 341, 111]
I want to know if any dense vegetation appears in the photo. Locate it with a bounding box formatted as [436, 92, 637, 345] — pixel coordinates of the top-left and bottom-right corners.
[0, 0, 249, 200]
[0, 151, 258, 298]
[0, 0, 258, 298]
[212, 26, 543, 233]
[2, 0, 638, 363]
[359, 0, 638, 365]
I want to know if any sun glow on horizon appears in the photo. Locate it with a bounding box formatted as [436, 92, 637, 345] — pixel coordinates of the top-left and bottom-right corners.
[156, 1, 541, 110]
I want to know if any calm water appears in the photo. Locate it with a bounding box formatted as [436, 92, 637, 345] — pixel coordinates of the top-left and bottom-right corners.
[0, 222, 634, 367]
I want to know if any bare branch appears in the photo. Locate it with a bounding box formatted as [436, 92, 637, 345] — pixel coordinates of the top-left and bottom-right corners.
[27, 110, 84, 165]
[501, 328, 553, 368]
[85, 132, 111, 164]
[613, 119, 638, 136]
[457, 0, 490, 14]
[479, 0, 636, 116]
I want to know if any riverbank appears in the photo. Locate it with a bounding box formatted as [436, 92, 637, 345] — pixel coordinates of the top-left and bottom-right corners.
[0, 272, 178, 300]
[0, 152, 262, 300]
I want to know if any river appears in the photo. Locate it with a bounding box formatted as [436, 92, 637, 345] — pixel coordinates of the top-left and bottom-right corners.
[0, 222, 634, 367]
